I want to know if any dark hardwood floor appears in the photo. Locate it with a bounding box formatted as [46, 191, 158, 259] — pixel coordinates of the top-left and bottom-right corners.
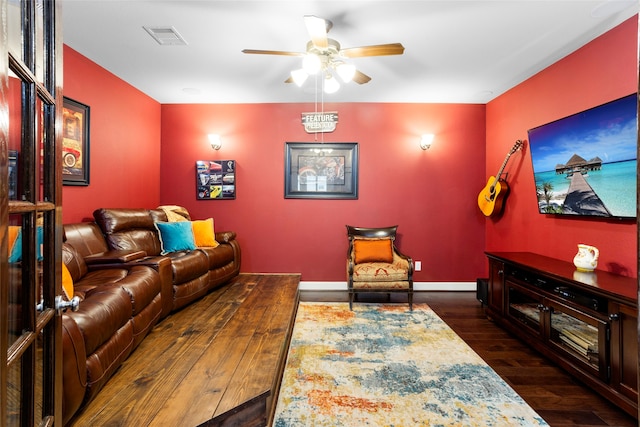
[300, 290, 638, 427]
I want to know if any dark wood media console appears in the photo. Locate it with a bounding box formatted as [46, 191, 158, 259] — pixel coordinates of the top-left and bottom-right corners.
[485, 252, 638, 418]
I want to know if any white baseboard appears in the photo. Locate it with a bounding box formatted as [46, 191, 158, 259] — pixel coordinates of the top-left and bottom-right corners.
[299, 281, 476, 291]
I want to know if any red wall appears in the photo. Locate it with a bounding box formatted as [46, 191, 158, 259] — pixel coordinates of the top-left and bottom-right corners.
[62, 46, 162, 222]
[485, 16, 638, 277]
[160, 103, 487, 281]
[61, 16, 638, 281]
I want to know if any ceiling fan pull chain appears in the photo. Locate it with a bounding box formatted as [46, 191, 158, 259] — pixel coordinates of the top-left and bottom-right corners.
[314, 73, 318, 142]
[321, 76, 325, 143]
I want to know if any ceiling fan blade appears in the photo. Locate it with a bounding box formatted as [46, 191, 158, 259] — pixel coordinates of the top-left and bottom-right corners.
[242, 49, 303, 56]
[352, 70, 372, 85]
[284, 76, 294, 83]
[304, 15, 329, 49]
[341, 43, 405, 58]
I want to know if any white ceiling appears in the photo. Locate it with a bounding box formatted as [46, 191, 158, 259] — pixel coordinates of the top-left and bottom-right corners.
[60, 0, 639, 104]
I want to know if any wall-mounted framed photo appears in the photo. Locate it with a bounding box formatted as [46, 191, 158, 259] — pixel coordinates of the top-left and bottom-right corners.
[62, 97, 90, 186]
[284, 142, 358, 199]
[196, 160, 236, 199]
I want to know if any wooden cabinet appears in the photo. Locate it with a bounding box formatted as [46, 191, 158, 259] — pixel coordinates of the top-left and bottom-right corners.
[485, 252, 638, 418]
[609, 301, 639, 405]
[487, 257, 505, 316]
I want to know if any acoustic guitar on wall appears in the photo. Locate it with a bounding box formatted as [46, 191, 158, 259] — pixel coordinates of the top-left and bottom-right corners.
[477, 139, 524, 217]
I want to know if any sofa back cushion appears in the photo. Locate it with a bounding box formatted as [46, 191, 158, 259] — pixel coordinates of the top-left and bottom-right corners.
[62, 242, 88, 282]
[93, 208, 163, 256]
[63, 223, 109, 258]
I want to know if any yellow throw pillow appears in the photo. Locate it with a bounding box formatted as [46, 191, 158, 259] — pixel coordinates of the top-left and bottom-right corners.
[8, 225, 20, 255]
[61, 263, 74, 300]
[191, 218, 219, 248]
[353, 239, 393, 264]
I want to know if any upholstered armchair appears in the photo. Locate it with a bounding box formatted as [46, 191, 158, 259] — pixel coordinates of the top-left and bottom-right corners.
[346, 225, 414, 310]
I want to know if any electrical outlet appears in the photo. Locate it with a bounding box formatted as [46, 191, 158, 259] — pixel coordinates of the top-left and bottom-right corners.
[415, 261, 422, 271]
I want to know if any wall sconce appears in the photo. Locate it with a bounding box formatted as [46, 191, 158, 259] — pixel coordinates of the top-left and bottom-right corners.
[208, 134, 221, 150]
[420, 134, 435, 150]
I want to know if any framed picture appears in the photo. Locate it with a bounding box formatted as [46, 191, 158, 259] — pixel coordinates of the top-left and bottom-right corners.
[62, 97, 90, 185]
[285, 142, 358, 199]
[196, 160, 236, 199]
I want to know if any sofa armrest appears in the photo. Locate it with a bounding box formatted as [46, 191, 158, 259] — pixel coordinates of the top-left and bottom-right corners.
[62, 315, 87, 425]
[84, 250, 147, 265]
[129, 255, 174, 318]
[215, 231, 236, 243]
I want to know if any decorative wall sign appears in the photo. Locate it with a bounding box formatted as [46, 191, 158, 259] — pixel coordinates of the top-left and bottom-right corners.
[284, 142, 358, 199]
[301, 111, 338, 133]
[196, 160, 236, 200]
[62, 97, 90, 185]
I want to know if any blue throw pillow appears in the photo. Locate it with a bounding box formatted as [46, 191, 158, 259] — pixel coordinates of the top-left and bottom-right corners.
[9, 226, 44, 263]
[155, 221, 197, 255]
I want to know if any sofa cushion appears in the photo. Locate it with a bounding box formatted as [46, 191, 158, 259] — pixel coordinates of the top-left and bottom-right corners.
[63, 223, 110, 257]
[62, 263, 74, 300]
[191, 218, 219, 248]
[8, 225, 20, 255]
[199, 244, 234, 270]
[165, 250, 210, 284]
[72, 269, 131, 299]
[94, 208, 163, 256]
[116, 266, 161, 316]
[63, 243, 88, 282]
[155, 221, 197, 255]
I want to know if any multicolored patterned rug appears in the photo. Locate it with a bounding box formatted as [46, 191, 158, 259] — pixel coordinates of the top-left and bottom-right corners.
[273, 302, 549, 426]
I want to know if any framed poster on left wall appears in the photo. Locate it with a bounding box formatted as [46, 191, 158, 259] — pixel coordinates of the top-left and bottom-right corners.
[62, 97, 90, 185]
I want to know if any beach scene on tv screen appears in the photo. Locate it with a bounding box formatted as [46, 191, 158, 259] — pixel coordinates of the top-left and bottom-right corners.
[529, 94, 637, 218]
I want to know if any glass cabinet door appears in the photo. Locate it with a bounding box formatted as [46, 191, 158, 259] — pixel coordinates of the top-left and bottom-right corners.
[505, 280, 545, 339]
[547, 300, 609, 380]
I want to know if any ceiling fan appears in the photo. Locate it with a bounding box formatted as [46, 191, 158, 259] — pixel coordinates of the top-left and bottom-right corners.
[242, 15, 405, 92]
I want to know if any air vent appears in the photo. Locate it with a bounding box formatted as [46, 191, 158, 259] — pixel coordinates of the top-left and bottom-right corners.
[143, 26, 188, 46]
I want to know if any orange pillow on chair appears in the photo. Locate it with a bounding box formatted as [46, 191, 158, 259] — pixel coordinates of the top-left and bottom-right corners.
[353, 239, 393, 264]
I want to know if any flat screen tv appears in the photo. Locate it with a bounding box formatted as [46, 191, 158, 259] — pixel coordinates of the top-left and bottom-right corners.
[527, 93, 637, 219]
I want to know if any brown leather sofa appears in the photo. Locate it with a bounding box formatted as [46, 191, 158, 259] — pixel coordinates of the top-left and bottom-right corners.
[93, 208, 241, 312]
[61, 224, 163, 424]
[60, 211, 241, 425]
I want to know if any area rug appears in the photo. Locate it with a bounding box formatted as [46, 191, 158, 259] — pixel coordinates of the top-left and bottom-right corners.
[273, 302, 549, 426]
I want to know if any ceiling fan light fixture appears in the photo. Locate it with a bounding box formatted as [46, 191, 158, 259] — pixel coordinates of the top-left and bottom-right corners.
[291, 69, 308, 87]
[302, 53, 321, 74]
[335, 63, 356, 83]
[323, 75, 340, 94]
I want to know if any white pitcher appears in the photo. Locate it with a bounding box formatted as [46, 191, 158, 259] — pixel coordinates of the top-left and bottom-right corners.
[573, 244, 599, 272]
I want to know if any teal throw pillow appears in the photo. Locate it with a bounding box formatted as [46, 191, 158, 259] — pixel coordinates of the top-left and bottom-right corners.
[155, 221, 197, 255]
[9, 226, 44, 263]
